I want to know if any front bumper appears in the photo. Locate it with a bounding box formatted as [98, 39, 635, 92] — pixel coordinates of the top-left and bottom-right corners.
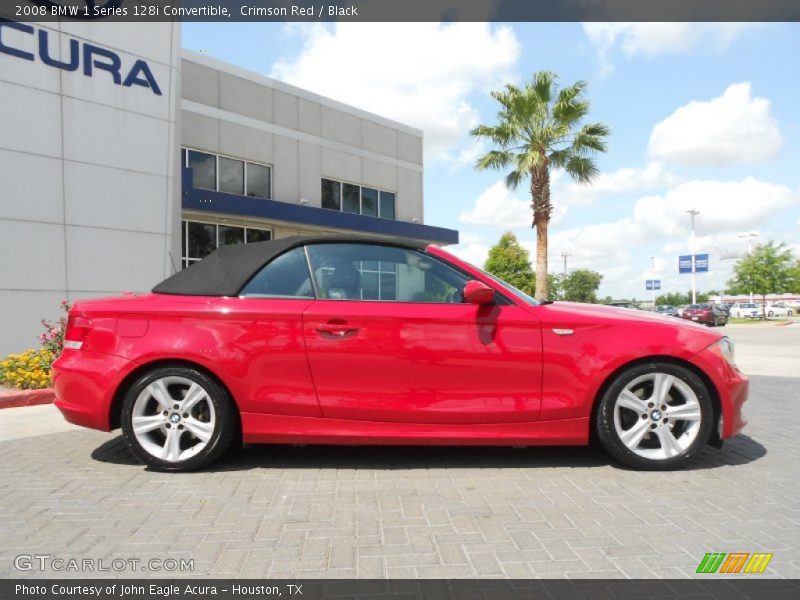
[52, 350, 137, 431]
[690, 346, 748, 439]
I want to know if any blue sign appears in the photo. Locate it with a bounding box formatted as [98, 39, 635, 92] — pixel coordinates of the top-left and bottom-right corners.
[646, 280, 661, 291]
[679, 254, 709, 274]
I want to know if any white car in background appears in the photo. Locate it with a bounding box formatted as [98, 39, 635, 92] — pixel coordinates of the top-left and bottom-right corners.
[730, 303, 761, 319]
[765, 303, 794, 317]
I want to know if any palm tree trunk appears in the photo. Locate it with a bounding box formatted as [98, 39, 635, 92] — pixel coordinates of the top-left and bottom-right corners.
[531, 166, 551, 301]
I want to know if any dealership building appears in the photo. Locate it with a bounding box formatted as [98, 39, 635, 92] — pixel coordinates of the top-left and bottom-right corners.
[0, 19, 457, 355]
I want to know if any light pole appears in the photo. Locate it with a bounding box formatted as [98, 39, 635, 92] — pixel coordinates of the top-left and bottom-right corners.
[649, 255, 656, 309]
[560, 251, 571, 277]
[738, 232, 760, 303]
[687, 209, 700, 304]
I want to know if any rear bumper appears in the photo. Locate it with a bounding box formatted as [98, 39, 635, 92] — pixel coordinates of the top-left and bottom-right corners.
[52, 350, 137, 431]
[690, 347, 748, 440]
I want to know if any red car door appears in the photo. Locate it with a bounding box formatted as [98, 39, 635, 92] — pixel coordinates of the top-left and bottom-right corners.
[301, 242, 542, 424]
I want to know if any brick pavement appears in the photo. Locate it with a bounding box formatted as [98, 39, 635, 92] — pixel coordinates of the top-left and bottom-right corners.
[0, 375, 798, 579]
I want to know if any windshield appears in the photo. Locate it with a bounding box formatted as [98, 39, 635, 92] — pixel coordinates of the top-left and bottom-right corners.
[478, 270, 539, 306]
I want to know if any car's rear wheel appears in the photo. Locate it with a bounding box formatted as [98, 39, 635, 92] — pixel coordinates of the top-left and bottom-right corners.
[121, 366, 236, 472]
[595, 362, 713, 470]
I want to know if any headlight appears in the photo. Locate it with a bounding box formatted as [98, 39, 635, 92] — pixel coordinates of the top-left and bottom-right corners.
[709, 336, 736, 369]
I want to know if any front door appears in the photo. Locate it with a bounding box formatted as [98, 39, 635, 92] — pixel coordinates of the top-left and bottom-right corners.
[301, 242, 543, 424]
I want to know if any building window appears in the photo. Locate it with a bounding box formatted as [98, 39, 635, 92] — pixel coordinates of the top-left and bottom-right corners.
[361, 187, 378, 217]
[181, 220, 272, 269]
[187, 150, 216, 191]
[342, 183, 360, 214]
[246, 163, 271, 199]
[219, 157, 244, 195]
[183, 148, 271, 199]
[379, 191, 395, 220]
[320, 178, 396, 220]
[321, 178, 341, 210]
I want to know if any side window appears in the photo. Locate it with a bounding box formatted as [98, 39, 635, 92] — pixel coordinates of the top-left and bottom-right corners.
[305, 243, 470, 303]
[240, 247, 314, 298]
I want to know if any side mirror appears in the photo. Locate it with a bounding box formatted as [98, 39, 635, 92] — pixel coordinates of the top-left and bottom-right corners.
[463, 280, 495, 305]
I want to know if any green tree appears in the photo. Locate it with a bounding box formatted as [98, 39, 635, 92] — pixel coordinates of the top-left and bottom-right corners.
[727, 242, 796, 318]
[484, 232, 535, 296]
[471, 71, 610, 301]
[558, 269, 603, 303]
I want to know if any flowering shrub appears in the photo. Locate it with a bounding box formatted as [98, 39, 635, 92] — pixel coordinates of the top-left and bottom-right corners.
[39, 299, 70, 355]
[0, 349, 55, 389]
[0, 300, 71, 390]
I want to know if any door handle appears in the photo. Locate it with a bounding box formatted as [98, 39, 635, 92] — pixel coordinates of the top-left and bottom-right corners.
[315, 322, 359, 338]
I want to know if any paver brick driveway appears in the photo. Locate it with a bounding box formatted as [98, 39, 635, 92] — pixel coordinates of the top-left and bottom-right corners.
[1, 375, 798, 579]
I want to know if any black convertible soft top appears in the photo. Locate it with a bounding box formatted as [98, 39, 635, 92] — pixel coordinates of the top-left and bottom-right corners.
[153, 234, 426, 297]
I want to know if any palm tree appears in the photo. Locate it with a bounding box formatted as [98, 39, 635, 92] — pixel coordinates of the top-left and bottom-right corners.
[471, 71, 610, 300]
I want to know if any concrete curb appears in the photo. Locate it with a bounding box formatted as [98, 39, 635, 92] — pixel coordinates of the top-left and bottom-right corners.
[0, 388, 55, 409]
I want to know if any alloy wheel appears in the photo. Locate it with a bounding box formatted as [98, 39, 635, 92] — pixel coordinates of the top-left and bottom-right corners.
[131, 375, 216, 462]
[613, 372, 702, 460]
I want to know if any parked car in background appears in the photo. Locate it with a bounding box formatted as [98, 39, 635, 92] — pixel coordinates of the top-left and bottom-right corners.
[51, 235, 748, 472]
[681, 304, 728, 327]
[656, 305, 679, 317]
[729, 303, 761, 319]
[765, 303, 794, 317]
[677, 305, 688, 318]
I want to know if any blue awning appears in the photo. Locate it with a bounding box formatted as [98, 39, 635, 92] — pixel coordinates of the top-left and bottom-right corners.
[181, 168, 458, 245]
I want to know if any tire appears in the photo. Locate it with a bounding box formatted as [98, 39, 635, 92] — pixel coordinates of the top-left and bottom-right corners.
[595, 362, 713, 470]
[121, 366, 236, 472]
[768, 311, 774, 317]
[789, 311, 794, 316]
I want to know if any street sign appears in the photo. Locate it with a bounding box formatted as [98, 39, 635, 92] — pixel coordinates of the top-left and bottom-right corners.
[679, 254, 709, 274]
[646, 280, 661, 291]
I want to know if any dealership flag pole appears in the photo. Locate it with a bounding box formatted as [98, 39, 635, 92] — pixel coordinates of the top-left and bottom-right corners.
[687, 209, 700, 305]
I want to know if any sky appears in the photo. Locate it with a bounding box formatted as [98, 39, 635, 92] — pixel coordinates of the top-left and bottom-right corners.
[182, 22, 800, 300]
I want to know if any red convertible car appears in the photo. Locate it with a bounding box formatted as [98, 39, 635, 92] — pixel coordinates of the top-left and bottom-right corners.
[53, 236, 748, 472]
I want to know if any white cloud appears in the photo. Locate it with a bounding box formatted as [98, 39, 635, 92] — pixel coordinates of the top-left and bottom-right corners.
[583, 23, 754, 76]
[448, 232, 490, 269]
[459, 181, 531, 228]
[633, 177, 796, 238]
[648, 83, 783, 166]
[271, 23, 520, 162]
[555, 161, 679, 206]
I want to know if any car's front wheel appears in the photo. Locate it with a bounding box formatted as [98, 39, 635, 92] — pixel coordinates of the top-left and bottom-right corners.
[121, 366, 236, 472]
[595, 362, 713, 470]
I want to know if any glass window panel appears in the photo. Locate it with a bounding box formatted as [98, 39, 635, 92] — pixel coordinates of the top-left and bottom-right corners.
[307, 243, 469, 303]
[218, 225, 244, 246]
[187, 150, 216, 190]
[379, 191, 396, 220]
[380, 273, 397, 301]
[181, 220, 187, 259]
[360, 272, 379, 300]
[240, 247, 314, 298]
[219, 157, 244, 195]
[246, 163, 271, 199]
[246, 228, 272, 244]
[342, 183, 360, 214]
[321, 179, 341, 210]
[361, 187, 378, 217]
[187, 222, 216, 259]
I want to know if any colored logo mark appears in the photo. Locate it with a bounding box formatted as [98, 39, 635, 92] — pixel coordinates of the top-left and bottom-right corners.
[696, 552, 773, 574]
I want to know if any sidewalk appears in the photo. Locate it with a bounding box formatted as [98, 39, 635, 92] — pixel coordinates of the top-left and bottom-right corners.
[0, 403, 78, 442]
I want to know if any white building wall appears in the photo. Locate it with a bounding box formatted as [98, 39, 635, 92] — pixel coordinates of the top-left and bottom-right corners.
[180, 52, 424, 220]
[0, 21, 181, 355]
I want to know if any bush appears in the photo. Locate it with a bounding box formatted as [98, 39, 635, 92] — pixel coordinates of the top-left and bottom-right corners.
[0, 300, 71, 390]
[0, 348, 55, 390]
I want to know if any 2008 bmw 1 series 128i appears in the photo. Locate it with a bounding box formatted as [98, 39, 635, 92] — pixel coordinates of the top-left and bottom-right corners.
[52, 236, 747, 472]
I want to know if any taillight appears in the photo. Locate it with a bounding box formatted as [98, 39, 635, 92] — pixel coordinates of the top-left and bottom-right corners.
[64, 316, 93, 350]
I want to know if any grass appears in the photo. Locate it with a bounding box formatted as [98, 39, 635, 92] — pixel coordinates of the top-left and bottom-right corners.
[728, 317, 790, 325]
